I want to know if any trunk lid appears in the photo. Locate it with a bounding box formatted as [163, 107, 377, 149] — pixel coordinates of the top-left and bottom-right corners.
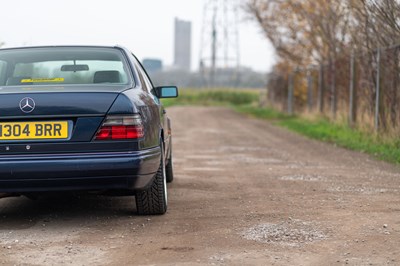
[0, 85, 136, 155]
[0, 85, 128, 117]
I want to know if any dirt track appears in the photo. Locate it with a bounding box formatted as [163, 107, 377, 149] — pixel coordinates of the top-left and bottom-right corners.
[1, 106, 400, 265]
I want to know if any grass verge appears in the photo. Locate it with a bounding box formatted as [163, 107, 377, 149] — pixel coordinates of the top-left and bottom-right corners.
[162, 89, 259, 108]
[164, 89, 400, 164]
[235, 105, 400, 164]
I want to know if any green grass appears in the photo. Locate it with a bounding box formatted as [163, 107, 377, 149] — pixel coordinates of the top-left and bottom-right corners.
[162, 89, 260, 107]
[234, 106, 400, 164]
[279, 119, 400, 164]
[164, 89, 400, 164]
[234, 105, 289, 120]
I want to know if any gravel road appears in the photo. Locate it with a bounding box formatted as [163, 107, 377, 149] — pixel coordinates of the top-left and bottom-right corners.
[1, 106, 400, 265]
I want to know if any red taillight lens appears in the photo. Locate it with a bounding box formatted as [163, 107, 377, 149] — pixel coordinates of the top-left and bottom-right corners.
[96, 127, 112, 140]
[94, 115, 144, 141]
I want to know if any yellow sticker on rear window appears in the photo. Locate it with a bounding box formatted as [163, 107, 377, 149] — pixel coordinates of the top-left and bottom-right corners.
[21, 78, 65, 83]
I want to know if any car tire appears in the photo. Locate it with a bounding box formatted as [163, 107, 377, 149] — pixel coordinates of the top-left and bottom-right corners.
[166, 142, 174, 183]
[135, 145, 168, 215]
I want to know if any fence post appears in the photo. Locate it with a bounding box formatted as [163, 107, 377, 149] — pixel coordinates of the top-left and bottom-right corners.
[307, 69, 313, 112]
[375, 48, 381, 132]
[349, 52, 356, 127]
[318, 64, 325, 113]
[288, 72, 294, 115]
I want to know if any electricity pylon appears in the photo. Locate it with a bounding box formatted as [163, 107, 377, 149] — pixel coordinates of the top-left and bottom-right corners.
[199, 0, 240, 87]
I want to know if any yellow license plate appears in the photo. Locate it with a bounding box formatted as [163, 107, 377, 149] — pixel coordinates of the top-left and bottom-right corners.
[0, 121, 69, 140]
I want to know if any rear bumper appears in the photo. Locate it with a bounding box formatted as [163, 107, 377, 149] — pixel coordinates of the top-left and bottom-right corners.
[0, 147, 161, 193]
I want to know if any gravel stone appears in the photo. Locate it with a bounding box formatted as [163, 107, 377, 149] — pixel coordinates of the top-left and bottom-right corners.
[242, 219, 327, 246]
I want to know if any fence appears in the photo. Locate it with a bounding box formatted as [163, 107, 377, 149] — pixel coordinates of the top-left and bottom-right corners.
[267, 44, 400, 134]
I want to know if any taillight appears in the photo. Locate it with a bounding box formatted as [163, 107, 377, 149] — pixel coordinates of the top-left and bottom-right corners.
[94, 115, 144, 140]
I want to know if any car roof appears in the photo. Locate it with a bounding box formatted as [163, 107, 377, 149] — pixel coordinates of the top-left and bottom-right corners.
[0, 45, 127, 51]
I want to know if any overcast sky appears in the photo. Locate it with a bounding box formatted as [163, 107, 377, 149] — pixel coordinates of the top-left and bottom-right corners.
[0, 0, 275, 72]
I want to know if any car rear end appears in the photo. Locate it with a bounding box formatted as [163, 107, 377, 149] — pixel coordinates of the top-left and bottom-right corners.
[0, 46, 160, 194]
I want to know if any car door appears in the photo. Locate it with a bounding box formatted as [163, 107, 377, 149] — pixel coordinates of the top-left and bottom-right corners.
[129, 58, 166, 150]
[134, 61, 170, 155]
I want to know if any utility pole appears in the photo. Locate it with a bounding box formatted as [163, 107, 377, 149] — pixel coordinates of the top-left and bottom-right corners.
[211, 7, 217, 86]
[199, 0, 240, 87]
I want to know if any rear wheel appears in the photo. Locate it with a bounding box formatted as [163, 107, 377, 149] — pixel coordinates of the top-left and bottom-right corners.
[166, 142, 174, 183]
[135, 145, 168, 215]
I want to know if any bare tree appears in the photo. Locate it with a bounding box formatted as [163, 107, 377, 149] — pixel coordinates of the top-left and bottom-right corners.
[247, 0, 400, 132]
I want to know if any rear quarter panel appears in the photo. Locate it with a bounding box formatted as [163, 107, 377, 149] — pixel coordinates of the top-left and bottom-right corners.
[120, 88, 161, 149]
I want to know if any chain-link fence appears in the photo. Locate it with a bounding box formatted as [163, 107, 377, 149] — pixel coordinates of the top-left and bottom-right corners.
[267, 44, 400, 134]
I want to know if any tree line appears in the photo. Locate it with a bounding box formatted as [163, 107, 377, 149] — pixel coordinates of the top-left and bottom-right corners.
[247, 0, 400, 70]
[246, 0, 400, 132]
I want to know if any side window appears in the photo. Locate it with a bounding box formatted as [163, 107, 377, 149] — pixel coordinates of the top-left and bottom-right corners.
[134, 62, 150, 93]
[136, 60, 155, 92]
[142, 70, 154, 91]
[0, 61, 7, 86]
[130, 53, 156, 94]
[134, 62, 160, 103]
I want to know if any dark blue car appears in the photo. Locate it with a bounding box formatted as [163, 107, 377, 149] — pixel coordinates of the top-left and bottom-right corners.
[0, 46, 178, 215]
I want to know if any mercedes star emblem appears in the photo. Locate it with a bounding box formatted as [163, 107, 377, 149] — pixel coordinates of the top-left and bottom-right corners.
[19, 97, 36, 113]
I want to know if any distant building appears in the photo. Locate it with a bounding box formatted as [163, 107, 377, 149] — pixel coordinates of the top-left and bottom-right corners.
[142, 58, 163, 73]
[174, 18, 192, 71]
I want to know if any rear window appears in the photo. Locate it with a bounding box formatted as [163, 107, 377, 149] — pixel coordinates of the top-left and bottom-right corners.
[0, 47, 132, 86]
